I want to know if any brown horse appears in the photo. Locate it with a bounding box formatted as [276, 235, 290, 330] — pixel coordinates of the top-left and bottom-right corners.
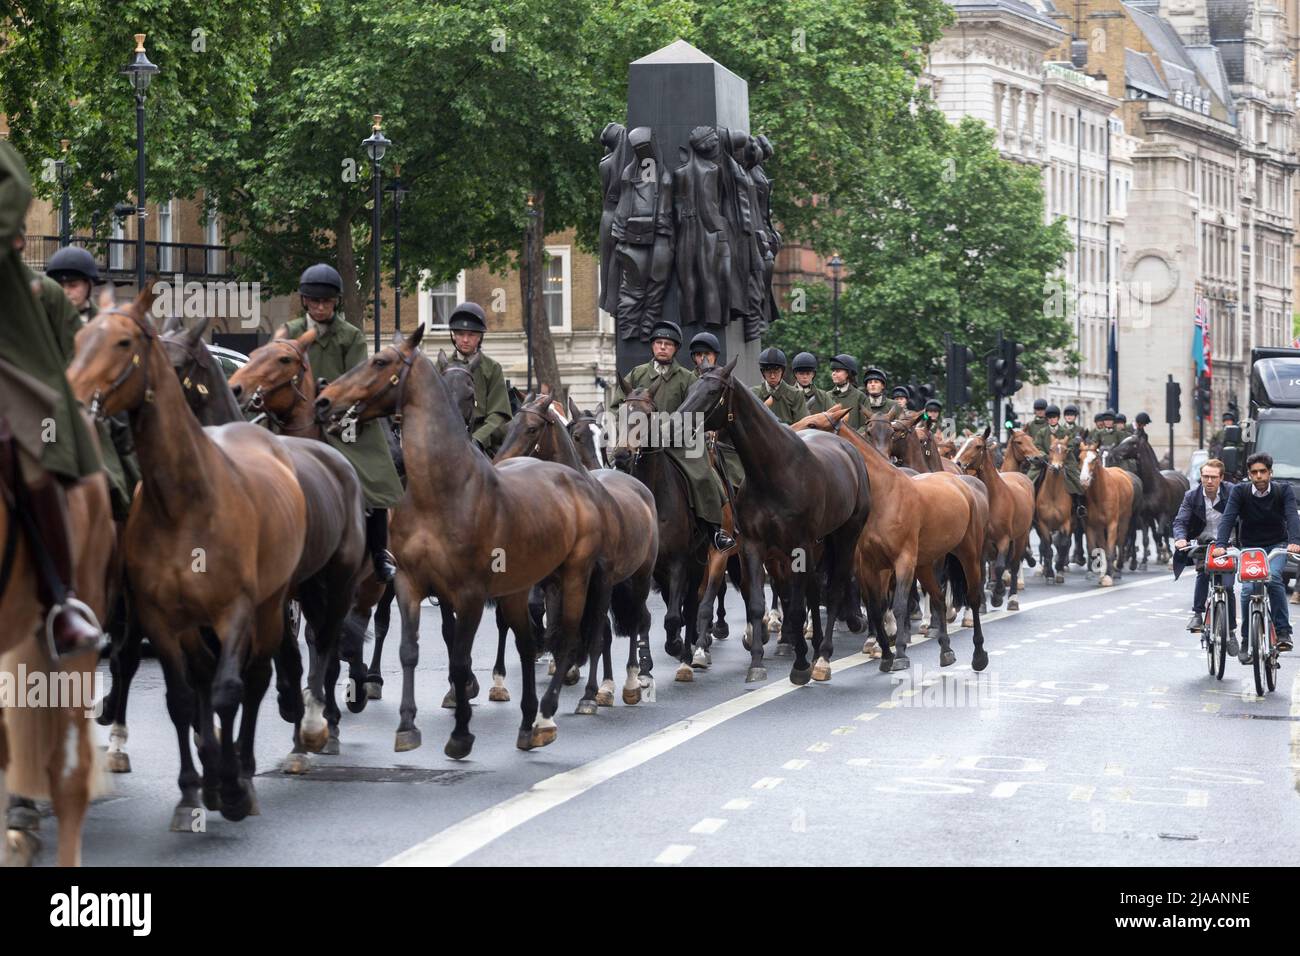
[1001, 428, 1041, 474]
[0, 420, 114, 866]
[797, 408, 989, 673]
[497, 394, 658, 707]
[1077, 431, 1136, 587]
[865, 412, 946, 473]
[954, 427, 1035, 611]
[68, 288, 308, 828]
[1033, 434, 1075, 584]
[315, 326, 607, 756]
[1108, 431, 1189, 567]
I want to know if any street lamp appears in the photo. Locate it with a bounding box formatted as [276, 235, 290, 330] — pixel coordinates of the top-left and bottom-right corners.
[55, 138, 71, 247]
[829, 254, 843, 355]
[1225, 290, 1237, 413]
[384, 166, 409, 335]
[361, 114, 391, 352]
[120, 33, 157, 291]
[524, 192, 538, 393]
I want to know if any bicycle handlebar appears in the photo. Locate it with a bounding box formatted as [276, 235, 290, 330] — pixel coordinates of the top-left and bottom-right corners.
[1176, 543, 1300, 562]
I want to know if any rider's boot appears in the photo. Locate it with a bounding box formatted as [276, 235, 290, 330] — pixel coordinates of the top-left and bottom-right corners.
[366, 508, 397, 583]
[26, 477, 103, 658]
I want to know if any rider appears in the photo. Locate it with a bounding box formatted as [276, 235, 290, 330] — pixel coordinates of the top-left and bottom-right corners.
[1110, 411, 1138, 474]
[890, 384, 912, 415]
[279, 263, 405, 582]
[0, 140, 104, 656]
[1061, 403, 1082, 437]
[862, 364, 893, 418]
[1134, 411, 1151, 436]
[445, 301, 512, 456]
[1212, 452, 1300, 657]
[791, 351, 831, 414]
[829, 355, 870, 430]
[688, 331, 745, 513]
[1025, 398, 1051, 454]
[610, 319, 734, 550]
[1172, 458, 1236, 652]
[752, 347, 808, 425]
[1209, 410, 1244, 461]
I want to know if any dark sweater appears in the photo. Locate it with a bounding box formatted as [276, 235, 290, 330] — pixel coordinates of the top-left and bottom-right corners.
[1216, 481, 1300, 549]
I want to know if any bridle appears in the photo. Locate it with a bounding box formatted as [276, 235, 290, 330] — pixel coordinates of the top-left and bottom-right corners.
[161, 334, 215, 409]
[335, 346, 416, 431]
[246, 339, 316, 434]
[613, 393, 661, 471]
[88, 306, 157, 421]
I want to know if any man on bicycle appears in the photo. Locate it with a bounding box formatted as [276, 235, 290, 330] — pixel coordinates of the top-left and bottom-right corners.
[1173, 458, 1236, 653]
[1212, 452, 1300, 659]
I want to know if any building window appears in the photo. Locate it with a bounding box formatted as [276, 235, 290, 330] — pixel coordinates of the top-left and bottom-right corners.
[543, 244, 571, 332]
[109, 215, 125, 272]
[418, 269, 466, 328]
[158, 199, 175, 273]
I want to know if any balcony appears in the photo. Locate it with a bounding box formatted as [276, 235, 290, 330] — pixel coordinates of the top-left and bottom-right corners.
[21, 235, 241, 282]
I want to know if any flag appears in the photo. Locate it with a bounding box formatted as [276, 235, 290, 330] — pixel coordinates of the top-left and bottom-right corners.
[1192, 295, 1210, 376]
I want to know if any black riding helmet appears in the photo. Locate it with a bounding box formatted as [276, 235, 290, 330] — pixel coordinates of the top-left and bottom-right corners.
[1135, 411, 1151, 425]
[863, 365, 886, 384]
[448, 301, 488, 333]
[1101, 409, 1116, 422]
[1033, 398, 1048, 411]
[891, 385, 910, 398]
[689, 331, 721, 355]
[758, 346, 787, 369]
[1045, 404, 1060, 418]
[791, 351, 818, 373]
[830, 354, 859, 382]
[1064, 404, 1079, 417]
[45, 245, 102, 285]
[299, 263, 343, 299]
[648, 319, 682, 346]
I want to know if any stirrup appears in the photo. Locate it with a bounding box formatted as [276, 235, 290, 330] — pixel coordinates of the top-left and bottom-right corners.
[44, 597, 106, 661]
[713, 530, 736, 552]
[372, 549, 397, 583]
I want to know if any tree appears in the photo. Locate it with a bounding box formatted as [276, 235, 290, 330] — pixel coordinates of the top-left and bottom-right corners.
[766, 116, 1075, 415]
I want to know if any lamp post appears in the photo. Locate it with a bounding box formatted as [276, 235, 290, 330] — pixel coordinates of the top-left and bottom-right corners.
[55, 138, 71, 247]
[524, 193, 538, 393]
[120, 33, 157, 292]
[1225, 292, 1237, 413]
[829, 254, 843, 355]
[361, 115, 391, 353]
[385, 167, 409, 335]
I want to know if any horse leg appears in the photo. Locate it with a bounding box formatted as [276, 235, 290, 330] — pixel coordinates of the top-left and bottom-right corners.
[886, 560, 916, 672]
[576, 577, 613, 716]
[234, 653, 273, 817]
[364, 580, 395, 699]
[297, 589, 332, 755]
[713, 574, 729, 639]
[785, 567, 812, 685]
[393, 574, 425, 752]
[1006, 542, 1023, 611]
[445, 595, 487, 759]
[102, 599, 142, 774]
[920, 563, 956, 667]
[490, 603, 511, 703]
[741, 543, 769, 682]
[154, 637, 205, 833]
[989, 539, 1008, 608]
[534, 566, 594, 745]
[274, 608, 312, 775]
[211, 598, 259, 822]
[695, 549, 726, 659]
[663, 561, 685, 660]
[596, 617, 616, 706]
[47, 706, 95, 867]
[499, 592, 540, 751]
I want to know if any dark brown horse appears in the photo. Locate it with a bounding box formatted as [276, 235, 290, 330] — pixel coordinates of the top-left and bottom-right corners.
[69, 289, 307, 827]
[315, 326, 608, 756]
[1108, 431, 1189, 567]
[678, 357, 871, 684]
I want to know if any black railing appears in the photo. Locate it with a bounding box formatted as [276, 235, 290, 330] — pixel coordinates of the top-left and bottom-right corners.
[21, 235, 242, 281]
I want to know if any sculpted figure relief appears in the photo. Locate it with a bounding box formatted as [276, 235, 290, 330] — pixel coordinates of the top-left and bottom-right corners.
[610, 126, 675, 341]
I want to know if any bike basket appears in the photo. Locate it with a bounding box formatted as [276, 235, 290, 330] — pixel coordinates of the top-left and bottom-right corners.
[1238, 549, 1269, 581]
[1206, 552, 1236, 572]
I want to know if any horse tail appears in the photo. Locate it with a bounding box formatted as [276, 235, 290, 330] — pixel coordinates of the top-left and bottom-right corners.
[943, 552, 973, 612]
[609, 581, 640, 639]
[0, 638, 106, 802]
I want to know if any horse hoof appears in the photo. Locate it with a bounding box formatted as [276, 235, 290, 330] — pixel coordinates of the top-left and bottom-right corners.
[346, 690, 368, 715]
[441, 688, 457, 709]
[742, 631, 753, 651]
[3, 827, 39, 865]
[444, 733, 475, 760]
[745, 666, 767, 684]
[812, 659, 832, 682]
[563, 666, 581, 687]
[575, 699, 599, 716]
[972, 650, 989, 672]
[990, 593, 1004, 609]
[220, 789, 253, 823]
[548, 659, 557, 676]
[879, 657, 894, 673]
[1139, 560, 1148, 571]
[664, 638, 683, 657]
[1100, 575, 1114, 587]
[863, 640, 882, 659]
[516, 730, 536, 751]
[961, 614, 974, 628]
[790, 665, 812, 686]
[675, 664, 694, 683]
[1007, 598, 1019, 611]
[530, 722, 557, 748]
[888, 656, 911, 672]
[169, 805, 202, 833]
[1054, 574, 1065, 584]
[595, 689, 614, 707]
[394, 728, 422, 752]
[946, 607, 957, 624]
[692, 647, 711, 669]
[489, 685, 511, 703]
[774, 642, 794, 659]
[203, 786, 222, 813]
[847, 612, 866, 634]
[105, 751, 132, 774]
[364, 681, 383, 701]
[300, 723, 329, 754]
[322, 733, 340, 756]
[712, 622, 729, 640]
[622, 684, 641, 705]
[280, 753, 312, 775]
[939, 648, 957, 667]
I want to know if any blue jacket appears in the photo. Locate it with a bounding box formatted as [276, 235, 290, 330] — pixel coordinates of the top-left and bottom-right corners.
[1214, 481, 1300, 551]
[1172, 481, 1234, 579]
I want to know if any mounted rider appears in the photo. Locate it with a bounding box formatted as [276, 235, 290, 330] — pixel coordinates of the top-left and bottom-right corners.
[688, 330, 745, 513]
[1060, 403, 1083, 439]
[443, 301, 511, 457]
[1025, 397, 1051, 454]
[44, 244, 139, 520]
[862, 364, 895, 420]
[751, 347, 808, 426]
[890, 384, 912, 416]
[791, 351, 831, 415]
[279, 263, 404, 582]
[1108, 411, 1138, 474]
[827, 355, 870, 431]
[611, 319, 734, 550]
[1209, 410, 1244, 461]
[0, 139, 105, 656]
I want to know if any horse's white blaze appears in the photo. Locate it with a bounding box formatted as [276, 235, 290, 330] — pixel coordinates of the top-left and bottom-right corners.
[587, 423, 608, 468]
[1080, 449, 1095, 483]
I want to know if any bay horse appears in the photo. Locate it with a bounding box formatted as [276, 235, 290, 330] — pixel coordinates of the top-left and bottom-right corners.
[1001, 428, 1041, 474]
[953, 427, 1035, 611]
[1033, 434, 1075, 584]
[315, 326, 607, 756]
[677, 357, 871, 684]
[1108, 432, 1188, 567]
[0, 417, 114, 866]
[497, 394, 658, 707]
[797, 407, 989, 673]
[1077, 431, 1136, 587]
[68, 288, 307, 828]
[610, 376, 709, 682]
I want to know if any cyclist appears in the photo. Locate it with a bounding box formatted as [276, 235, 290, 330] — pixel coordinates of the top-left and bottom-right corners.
[1211, 452, 1300, 659]
[1172, 458, 1236, 654]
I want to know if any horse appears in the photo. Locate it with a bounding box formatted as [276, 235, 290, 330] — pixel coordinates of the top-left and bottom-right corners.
[1077, 431, 1136, 587]
[68, 288, 308, 829]
[315, 326, 607, 756]
[953, 427, 1035, 611]
[1001, 428, 1041, 474]
[677, 357, 871, 684]
[797, 407, 989, 673]
[497, 394, 658, 708]
[1108, 431, 1189, 567]
[1032, 434, 1076, 584]
[0, 413, 115, 866]
[609, 376, 709, 681]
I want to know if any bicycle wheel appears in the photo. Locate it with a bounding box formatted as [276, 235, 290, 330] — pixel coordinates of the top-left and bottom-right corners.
[1213, 599, 1228, 681]
[1204, 604, 1216, 676]
[1251, 608, 1266, 696]
[1265, 621, 1278, 693]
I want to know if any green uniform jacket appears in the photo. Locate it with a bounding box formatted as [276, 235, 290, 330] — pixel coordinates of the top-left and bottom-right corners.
[863, 390, 903, 422]
[751, 379, 808, 426]
[694, 366, 746, 494]
[1025, 417, 1051, 456]
[1027, 422, 1083, 495]
[0, 141, 100, 481]
[1096, 427, 1133, 473]
[448, 347, 511, 455]
[830, 384, 872, 432]
[800, 383, 834, 416]
[282, 315, 403, 509]
[611, 359, 724, 525]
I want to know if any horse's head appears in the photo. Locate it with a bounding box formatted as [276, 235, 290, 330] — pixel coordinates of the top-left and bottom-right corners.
[791, 405, 849, 433]
[1077, 429, 1100, 485]
[889, 411, 929, 463]
[228, 328, 314, 418]
[69, 285, 160, 420]
[953, 425, 993, 475]
[676, 354, 739, 435]
[1109, 434, 1137, 462]
[611, 371, 667, 470]
[496, 391, 562, 463]
[1047, 433, 1072, 472]
[862, 414, 893, 459]
[1007, 428, 1041, 463]
[315, 323, 423, 432]
[157, 313, 223, 418]
[566, 397, 607, 469]
[434, 349, 478, 428]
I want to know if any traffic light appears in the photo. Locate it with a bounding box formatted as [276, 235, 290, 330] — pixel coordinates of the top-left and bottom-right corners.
[1194, 373, 1212, 420]
[1002, 336, 1025, 395]
[945, 334, 974, 408]
[1165, 378, 1181, 424]
[989, 332, 1010, 397]
[1003, 402, 1018, 431]
[915, 382, 937, 407]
